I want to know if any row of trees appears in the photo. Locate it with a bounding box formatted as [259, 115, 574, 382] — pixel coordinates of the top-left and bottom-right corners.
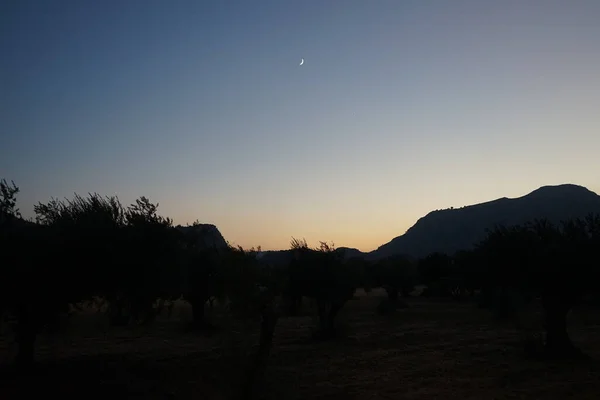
[280, 217, 600, 358]
[2, 178, 599, 387]
[0, 179, 364, 398]
[385, 217, 600, 357]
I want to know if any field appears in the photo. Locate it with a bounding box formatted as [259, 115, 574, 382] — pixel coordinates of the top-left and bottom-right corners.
[2, 290, 600, 399]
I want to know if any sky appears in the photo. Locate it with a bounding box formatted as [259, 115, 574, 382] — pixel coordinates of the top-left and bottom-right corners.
[2, 0, 600, 252]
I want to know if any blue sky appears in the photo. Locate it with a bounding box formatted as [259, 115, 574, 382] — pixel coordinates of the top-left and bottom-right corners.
[2, 0, 600, 251]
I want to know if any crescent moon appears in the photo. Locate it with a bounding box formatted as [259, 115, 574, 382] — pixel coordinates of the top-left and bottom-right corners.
[299, 58, 304, 66]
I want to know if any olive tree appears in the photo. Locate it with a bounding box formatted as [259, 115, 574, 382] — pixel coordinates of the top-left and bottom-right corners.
[476, 216, 600, 358]
[0, 187, 125, 368]
[220, 245, 286, 400]
[288, 238, 359, 338]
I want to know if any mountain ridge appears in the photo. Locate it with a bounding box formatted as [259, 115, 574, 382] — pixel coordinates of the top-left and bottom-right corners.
[255, 183, 600, 262]
[368, 183, 600, 260]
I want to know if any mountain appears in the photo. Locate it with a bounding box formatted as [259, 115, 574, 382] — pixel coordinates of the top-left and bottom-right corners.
[176, 184, 599, 264]
[368, 184, 600, 260]
[175, 223, 228, 249]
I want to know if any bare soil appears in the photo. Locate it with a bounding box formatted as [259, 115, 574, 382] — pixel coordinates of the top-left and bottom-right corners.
[2, 290, 600, 400]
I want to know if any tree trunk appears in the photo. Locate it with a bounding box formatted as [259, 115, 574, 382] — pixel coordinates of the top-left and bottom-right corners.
[478, 286, 494, 308]
[190, 297, 206, 327]
[16, 329, 36, 370]
[14, 306, 38, 370]
[542, 295, 578, 357]
[327, 302, 342, 333]
[317, 300, 327, 333]
[287, 294, 301, 316]
[109, 298, 129, 326]
[166, 301, 175, 318]
[315, 300, 342, 339]
[241, 305, 279, 400]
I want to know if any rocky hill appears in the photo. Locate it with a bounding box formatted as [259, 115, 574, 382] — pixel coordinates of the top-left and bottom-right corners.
[175, 223, 228, 249]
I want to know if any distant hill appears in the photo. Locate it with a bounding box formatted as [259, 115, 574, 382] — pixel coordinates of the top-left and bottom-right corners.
[368, 184, 600, 260]
[175, 223, 228, 250]
[336, 247, 367, 259]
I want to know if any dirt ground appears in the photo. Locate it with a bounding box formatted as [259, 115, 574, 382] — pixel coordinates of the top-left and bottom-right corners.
[1, 290, 600, 399]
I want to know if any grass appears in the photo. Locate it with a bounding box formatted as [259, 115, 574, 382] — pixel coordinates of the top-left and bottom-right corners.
[2, 289, 600, 399]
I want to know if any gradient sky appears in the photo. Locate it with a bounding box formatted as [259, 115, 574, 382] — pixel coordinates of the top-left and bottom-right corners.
[2, 0, 599, 251]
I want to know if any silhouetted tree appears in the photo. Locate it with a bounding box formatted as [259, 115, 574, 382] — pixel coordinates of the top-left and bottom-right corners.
[373, 255, 415, 301]
[418, 252, 453, 297]
[0, 188, 126, 369]
[476, 216, 600, 358]
[179, 222, 223, 329]
[282, 238, 309, 316]
[289, 238, 358, 338]
[448, 249, 480, 300]
[221, 245, 285, 400]
[345, 256, 371, 293]
[35, 194, 179, 328]
[0, 179, 36, 368]
[34, 194, 127, 325]
[0, 179, 21, 223]
[118, 196, 180, 325]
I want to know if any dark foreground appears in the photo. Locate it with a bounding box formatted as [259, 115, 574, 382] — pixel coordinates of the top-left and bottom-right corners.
[2, 291, 600, 399]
